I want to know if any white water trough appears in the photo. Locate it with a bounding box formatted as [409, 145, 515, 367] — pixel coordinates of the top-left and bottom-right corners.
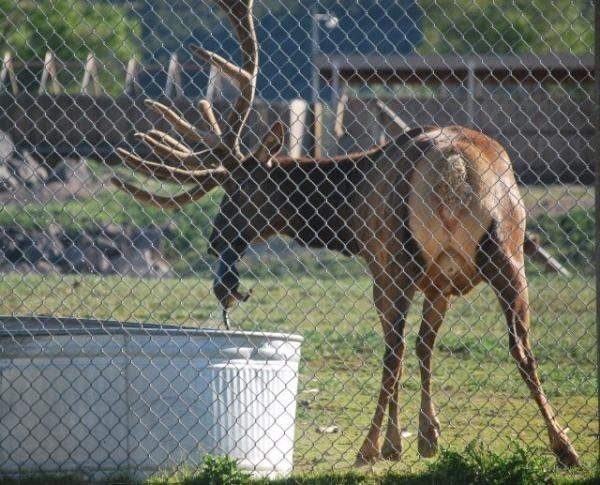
[0, 316, 303, 480]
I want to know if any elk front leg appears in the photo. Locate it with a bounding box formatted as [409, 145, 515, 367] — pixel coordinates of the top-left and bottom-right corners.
[415, 290, 449, 457]
[480, 239, 579, 467]
[357, 273, 416, 464]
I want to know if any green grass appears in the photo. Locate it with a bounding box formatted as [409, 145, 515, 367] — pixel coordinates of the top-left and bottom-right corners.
[0, 184, 595, 482]
[0, 266, 596, 482]
[2, 446, 597, 484]
[534, 206, 595, 272]
[144, 444, 590, 484]
[522, 184, 595, 274]
[2, 182, 593, 278]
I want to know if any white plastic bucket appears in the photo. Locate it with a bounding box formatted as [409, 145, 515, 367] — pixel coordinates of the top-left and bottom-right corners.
[0, 316, 302, 480]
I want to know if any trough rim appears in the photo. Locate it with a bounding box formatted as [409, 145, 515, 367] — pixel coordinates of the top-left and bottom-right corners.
[0, 314, 304, 342]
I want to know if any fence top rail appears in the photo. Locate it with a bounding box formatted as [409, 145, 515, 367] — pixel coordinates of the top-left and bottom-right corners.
[317, 52, 595, 85]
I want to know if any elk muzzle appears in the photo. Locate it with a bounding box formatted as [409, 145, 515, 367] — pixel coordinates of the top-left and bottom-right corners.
[213, 247, 250, 328]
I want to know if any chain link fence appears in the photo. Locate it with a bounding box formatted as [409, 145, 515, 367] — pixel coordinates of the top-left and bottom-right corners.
[0, 0, 596, 480]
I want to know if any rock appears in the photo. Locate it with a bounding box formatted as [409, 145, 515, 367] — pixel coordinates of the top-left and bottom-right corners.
[107, 225, 172, 278]
[48, 158, 91, 184]
[60, 233, 113, 275]
[7, 152, 48, 188]
[0, 226, 22, 263]
[94, 234, 121, 259]
[13, 229, 63, 268]
[0, 222, 172, 277]
[100, 223, 126, 240]
[34, 260, 55, 274]
[21, 235, 44, 265]
[0, 163, 19, 191]
[0, 132, 36, 192]
[131, 225, 163, 250]
[0, 130, 15, 162]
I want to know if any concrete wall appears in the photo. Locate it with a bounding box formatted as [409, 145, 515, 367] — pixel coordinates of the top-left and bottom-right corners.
[0, 92, 593, 183]
[0, 93, 302, 166]
[337, 94, 595, 184]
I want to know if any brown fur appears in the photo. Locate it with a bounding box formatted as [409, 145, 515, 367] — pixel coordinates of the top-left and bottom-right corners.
[110, 1, 578, 465]
[209, 125, 578, 466]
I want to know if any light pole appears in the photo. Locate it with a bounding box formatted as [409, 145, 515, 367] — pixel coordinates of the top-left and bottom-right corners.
[311, 10, 338, 106]
[311, 10, 338, 158]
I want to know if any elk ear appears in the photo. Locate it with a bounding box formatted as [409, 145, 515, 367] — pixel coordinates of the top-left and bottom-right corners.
[255, 122, 285, 164]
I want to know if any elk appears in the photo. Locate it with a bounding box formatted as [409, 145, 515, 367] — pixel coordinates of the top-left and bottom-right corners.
[112, 0, 579, 468]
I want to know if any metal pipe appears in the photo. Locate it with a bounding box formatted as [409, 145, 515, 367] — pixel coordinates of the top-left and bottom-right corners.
[311, 9, 320, 106]
[467, 59, 476, 125]
[594, 0, 600, 465]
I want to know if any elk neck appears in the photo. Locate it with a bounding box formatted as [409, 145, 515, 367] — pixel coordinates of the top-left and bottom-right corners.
[268, 126, 430, 258]
[269, 149, 381, 256]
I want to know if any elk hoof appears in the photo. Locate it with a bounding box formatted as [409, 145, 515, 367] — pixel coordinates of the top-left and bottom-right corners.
[417, 435, 438, 458]
[355, 444, 380, 466]
[554, 444, 580, 468]
[381, 443, 402, 461]
[418, 420, 440, 458]
[381, 429, 403, 461]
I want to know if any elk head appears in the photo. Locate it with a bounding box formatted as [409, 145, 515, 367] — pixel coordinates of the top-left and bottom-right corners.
[113, 0, 285, 327]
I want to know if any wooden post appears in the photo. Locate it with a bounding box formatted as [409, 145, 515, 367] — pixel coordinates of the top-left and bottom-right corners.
[524, 233, 571, 277]
[376, 100, 412, 144]
[313, 101, 323, 158]
[0, 51, 18, 95]
[124, 58, 140, 96]
[81, 53, 101, 96]
[165, 53, 183, 99]
[333, 93, 347, 140]
[38, 51, 61, 95]
[376, 100, 410, 132]
[205, 64, 219, 103]
[288, 99, 308, 158]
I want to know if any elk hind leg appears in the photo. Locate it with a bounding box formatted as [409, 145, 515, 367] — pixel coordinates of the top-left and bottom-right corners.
[480, 238, 579, 467]
[357, 279, 416, 464]
[416, 290, 449, 457]
[380, 324, 408, 461]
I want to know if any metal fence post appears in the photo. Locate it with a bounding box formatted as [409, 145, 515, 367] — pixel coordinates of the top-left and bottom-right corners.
[594, 0, 600, 464]
[0, 1, 596, 479]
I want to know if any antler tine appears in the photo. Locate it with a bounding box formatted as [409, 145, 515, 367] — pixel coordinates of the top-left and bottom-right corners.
[133, 127, 221, 169]
[144, 129, 219, 168]
[146, 129, 187, 151]
[197, 100, 223, 137]
[223, 0, 258, 158]
[190, 45, 254, 87]
[190, 0, 258, 163]
[144, 99, 221, 146]
[117, 148, 190, 182]
[134, 132, 193, 164]
[111, 176, 224, 210]
[116, 148, 226, 183]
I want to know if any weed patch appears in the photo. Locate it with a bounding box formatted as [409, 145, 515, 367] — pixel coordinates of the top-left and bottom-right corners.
[427, 442, 553, 485]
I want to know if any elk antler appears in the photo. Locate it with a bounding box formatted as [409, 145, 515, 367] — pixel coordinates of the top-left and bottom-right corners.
[111, 174, 227, 210]
[112, 0, 258, 207]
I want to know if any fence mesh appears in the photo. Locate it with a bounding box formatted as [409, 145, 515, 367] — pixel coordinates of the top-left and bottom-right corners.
[0, 0, 596, 480]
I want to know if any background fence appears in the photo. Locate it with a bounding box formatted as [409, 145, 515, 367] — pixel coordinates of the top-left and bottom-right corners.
[0, 0, 596, 481]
